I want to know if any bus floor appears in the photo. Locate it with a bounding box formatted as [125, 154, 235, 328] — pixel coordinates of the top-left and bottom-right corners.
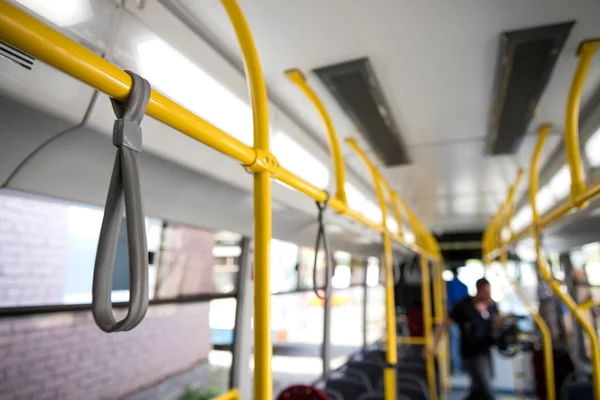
[126, 349, 349, 400]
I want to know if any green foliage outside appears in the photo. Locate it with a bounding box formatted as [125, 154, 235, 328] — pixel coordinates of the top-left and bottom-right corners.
[178, 386, 224, 400]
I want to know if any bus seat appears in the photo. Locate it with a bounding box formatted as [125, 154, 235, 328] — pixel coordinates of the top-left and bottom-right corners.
[276, 385, 329, 400]
[560, 373, 593, 400]
[376, 378, 428, 400]
[324, 388, 344, 400]
[397, 375, 429, 399]
[357, 349, 386, 364]
[345, 368, 375, 391]
[326, 377, 370, 400]
[347, 360, 384, 389]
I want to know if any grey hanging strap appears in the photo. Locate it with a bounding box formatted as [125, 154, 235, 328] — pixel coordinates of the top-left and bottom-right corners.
[92, 71, 151, 332]
[312, 194, 332, 300]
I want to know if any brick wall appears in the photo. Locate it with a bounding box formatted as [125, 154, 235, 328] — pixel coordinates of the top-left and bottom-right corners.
[156, 224, 216, 298]
[0, 191, 216, 399]
[0, 192, 69, 306]
[0, 303, 211, 400]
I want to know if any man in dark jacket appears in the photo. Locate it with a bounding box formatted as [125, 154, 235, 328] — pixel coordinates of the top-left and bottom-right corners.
[429, 278, 502, 400]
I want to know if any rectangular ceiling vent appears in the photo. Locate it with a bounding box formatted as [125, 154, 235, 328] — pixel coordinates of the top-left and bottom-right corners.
[486, 21, 574, 155]
[314, 58, 410, 166]
[0, 40, 34, 70]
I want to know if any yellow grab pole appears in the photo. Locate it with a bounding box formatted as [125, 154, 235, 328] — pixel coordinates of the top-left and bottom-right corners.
[381, 181, 405, 240]
[0, 0, 438, 259]
[420, 255, 437, 400]
[390, 194, 405, 240]
[565, 40, 600, 206]
[499, 250, 555, 400]
[432, 261, 445, 324]
[395, 194, 424, 248]
[581, 299, 597, 312]
[439, 260, 452, 392]
[285, 70, 347, 206]
[346, 139, 397, 400]
[0, 0, 256, 166]
[221, 1, 272, 398]
[396, 336, 428, 345]
[432, 260, 447, 400]
[498, 169, 556, 400]
[530, 125, 600, 399]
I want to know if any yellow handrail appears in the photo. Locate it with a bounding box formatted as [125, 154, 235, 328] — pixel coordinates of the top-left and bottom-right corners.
[0, 1, 447, 397]
[498, 169, 556, 400]
[396, 336, 428, 345]
[211, 389, 240, 400]
[346, 138, 398, 400]
[528, 126, 600, 399]
[432, 259, 448, 399]
[220, 1, 273, 399]
[0, 0, 442, 261]
[387, 190, 406, 240]
[484, 157, 557, 399]
[419, 255, 437, 400]
[285, 69, 348, 207]
[565, 40, 600, 206]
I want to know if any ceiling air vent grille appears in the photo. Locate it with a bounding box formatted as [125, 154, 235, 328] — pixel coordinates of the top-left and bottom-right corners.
[0, 40, 34, 70]
[487, 21, 574, 155]
[314, 58, 410, 166]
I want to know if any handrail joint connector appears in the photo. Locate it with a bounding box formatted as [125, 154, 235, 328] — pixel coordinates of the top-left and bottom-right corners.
[244, 148, 280, 176]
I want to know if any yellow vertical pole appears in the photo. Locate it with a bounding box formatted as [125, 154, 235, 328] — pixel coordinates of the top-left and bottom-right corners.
[393, 189, 438, 399]
[421, 255, 437, 400]
[285, 70, 347, 206]
[530, 125, 600, 399]
[432, 259, 447, 400]
[565, 40, 600, 205]
[499, 169, 556, 400]
[389, 192, 405, 240]
[441, 261, 450, 394]
[498, 252, 521, 400]
[221, 2, 272, 399]
[346, 139, 397, 400]
[500, 256, 556, 400]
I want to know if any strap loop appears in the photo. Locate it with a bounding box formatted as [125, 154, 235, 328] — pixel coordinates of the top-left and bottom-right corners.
[92, 71, 151, 332]
[313, 193, 332, 300]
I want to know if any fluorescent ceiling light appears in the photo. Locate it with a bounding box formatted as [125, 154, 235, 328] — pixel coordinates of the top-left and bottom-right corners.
[386, 216, 399, 234]
[548, 164, 571, 201]
[515, 241, 537, 262]
[15, 0, 93, 27]
[536, 186, 555, 214]
[345, 183, 383, 223]
[511, 205, 532, 233]
[363, 200, 382, 224]
[137, 38, 253, 146]
[272, 132, 330, 189]
[345, 183, 367, 212]
[585, 127, 600, 167]
[405, 231, 416, 244]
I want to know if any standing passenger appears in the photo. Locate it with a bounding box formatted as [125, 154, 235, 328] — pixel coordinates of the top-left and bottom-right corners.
[429, 278, 502, 400]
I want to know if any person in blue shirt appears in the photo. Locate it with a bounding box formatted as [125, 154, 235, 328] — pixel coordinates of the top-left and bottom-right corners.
[446, 267, 469, 373]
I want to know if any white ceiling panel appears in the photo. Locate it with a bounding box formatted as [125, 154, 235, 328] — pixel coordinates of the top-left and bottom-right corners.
[169, 0, 600, 232]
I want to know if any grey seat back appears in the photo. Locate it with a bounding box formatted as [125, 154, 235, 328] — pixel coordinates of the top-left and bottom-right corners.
[326, 377, 369, 400]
